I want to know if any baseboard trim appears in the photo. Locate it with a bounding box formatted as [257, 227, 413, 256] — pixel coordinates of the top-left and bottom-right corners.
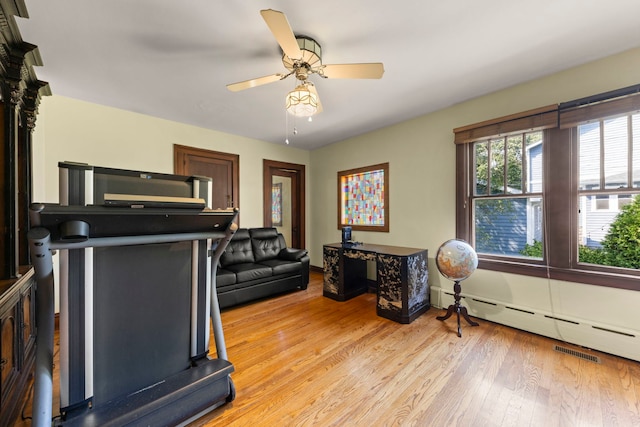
[310, 265, 323, 274]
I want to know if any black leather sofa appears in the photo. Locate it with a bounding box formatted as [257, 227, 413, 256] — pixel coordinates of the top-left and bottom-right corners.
[215, 227, 309, 309]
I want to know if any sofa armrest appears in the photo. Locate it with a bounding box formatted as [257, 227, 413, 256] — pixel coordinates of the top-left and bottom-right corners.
[299, 254, 310, 289]
[278, 248, 308, 261]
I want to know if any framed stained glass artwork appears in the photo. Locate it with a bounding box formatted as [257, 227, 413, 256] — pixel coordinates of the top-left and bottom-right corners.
[272, 183, 283, 226]
[337, 162, 389, 232]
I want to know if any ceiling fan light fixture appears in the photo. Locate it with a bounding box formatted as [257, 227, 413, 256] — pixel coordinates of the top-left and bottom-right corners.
[286, 84, 318, 117]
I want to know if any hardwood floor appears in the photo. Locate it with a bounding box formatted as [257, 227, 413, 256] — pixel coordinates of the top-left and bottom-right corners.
[14, 271, 640, 426]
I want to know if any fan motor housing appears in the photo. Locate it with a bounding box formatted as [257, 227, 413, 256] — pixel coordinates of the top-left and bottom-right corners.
[282, 36, 322, 73]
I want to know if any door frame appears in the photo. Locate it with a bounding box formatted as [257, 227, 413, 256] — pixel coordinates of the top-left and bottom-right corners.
[263, 159, 305, 249]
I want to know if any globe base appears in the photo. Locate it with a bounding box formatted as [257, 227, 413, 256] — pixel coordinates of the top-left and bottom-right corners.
[436, 280, 479, 337]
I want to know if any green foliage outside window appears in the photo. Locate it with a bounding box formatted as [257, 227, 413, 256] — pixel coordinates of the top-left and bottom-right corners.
[520, 240, 543, 258]
[601, 195, 640, 268]
[520, 240, 608, 264]
[521, 195, 640, 269]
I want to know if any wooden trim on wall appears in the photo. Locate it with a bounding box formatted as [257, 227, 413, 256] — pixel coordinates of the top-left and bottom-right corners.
[559, 92, 640, 128]
[454, 105, 558, 144]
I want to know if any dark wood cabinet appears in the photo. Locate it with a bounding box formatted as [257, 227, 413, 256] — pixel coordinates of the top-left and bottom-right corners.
[0, 0, 51, 425]
[0, 267, 36, 426]
[1, 302, 18, 392]
[21, 281, 35, 357]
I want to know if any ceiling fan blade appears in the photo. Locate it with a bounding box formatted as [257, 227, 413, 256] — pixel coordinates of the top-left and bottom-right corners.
[307, 83, 323, 113]
[226, 74, 284, 92]
[260, 9, 302, 60]
[321, 63, 385, 79]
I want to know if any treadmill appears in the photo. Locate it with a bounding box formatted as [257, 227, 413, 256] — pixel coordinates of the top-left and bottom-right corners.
[28, 163, 238, 426]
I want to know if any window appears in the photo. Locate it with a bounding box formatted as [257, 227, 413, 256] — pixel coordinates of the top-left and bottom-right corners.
[338, 162, 389, 232]
[577, 112, 640, 266]
[271, 183, 283, 226]
[455, 87, 640, 290]
[472, 132, 544, 257]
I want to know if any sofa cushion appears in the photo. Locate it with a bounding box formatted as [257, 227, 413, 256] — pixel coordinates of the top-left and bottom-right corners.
[250, 228, 283, 262]
[215, 268, 237, 288]
[220, 229, 255, 266]
[226, 263, 273, 282]
[258, 259, 302, 275]
[248, 227, 279, 240]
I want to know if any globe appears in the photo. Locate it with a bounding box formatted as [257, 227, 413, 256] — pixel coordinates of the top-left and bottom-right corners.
[436, 239, 478, 281]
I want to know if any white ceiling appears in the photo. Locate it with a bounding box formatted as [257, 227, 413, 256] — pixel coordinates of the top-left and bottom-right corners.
[17, 1, 640, 150]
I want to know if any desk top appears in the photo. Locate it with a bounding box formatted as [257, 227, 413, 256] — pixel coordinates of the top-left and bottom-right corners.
[324, 242, 427, 257]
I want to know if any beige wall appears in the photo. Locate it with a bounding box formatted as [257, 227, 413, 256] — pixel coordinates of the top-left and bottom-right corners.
[311, 46, 640, 361]
[32, 96, 311, 230]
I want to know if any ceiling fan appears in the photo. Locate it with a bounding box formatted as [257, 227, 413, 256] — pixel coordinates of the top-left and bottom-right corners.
[226, 9, 384, 117]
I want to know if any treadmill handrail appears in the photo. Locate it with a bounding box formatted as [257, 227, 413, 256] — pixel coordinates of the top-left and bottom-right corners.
[45, 230, 232, 250]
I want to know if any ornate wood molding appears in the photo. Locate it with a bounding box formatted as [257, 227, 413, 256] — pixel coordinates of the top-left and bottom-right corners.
[0, 0, 50, 277]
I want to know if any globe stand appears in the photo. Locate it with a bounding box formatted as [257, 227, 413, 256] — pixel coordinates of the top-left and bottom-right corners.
[436, 280, 478, 337]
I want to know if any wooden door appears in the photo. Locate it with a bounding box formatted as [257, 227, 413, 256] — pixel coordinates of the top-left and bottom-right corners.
[174, 145, 239, 212]
[263, 160, 305, 250]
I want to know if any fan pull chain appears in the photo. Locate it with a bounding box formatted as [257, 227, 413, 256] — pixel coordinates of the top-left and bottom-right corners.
[284, 108, 289, 144]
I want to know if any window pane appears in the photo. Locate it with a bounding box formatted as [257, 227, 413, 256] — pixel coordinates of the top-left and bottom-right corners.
[618, 194, 633, 209]
[603, 116, 628, 189]
[506, 135, 523, 194]
[633, 114, 640, 187]
[474, 142, 488, 196]
[490, 138, 505, 194]
[577, 193, 640, 269]
[526, 132, 543, 193]
[594, 195, 610, 211]
[579, 122, 601, 190]
[474, 197, 543, 258]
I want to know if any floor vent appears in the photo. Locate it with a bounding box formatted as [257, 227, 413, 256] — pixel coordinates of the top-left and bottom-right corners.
[553, 344, 601, 363]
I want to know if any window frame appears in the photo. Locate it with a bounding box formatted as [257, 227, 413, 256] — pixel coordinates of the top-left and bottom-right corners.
[455, 89, 640, 291]
[470, 131, 545, 257]
[337, 162, 389, 232]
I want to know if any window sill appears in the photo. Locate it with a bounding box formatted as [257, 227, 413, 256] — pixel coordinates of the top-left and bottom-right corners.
[478, 258, 640, 291]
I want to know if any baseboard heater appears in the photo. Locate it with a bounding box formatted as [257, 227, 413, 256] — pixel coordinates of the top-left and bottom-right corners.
[436, 288, 639, 362]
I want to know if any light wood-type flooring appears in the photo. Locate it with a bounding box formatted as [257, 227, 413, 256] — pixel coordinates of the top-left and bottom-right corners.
[14, 271, 640, 426]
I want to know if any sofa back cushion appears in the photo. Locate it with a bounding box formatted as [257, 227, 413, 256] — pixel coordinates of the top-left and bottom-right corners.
[220, 229, 255, 267]
[250, 228, 284, 262]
